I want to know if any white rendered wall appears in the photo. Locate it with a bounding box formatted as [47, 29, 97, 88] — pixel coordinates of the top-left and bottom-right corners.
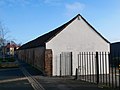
[46, 16, 110, 76]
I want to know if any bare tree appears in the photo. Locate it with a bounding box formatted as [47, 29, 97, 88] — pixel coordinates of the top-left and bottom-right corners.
[0, 21, 9, 60]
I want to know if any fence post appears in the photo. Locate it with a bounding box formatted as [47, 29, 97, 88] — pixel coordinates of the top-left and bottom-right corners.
[96, 52, 99, 84]
[60, 54, 61, 77]
[75, 68, 78, 80]
[70, 52, 73, 76]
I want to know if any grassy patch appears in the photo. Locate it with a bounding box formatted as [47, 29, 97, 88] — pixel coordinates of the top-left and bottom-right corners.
[0, 57, 18, 68]
[0, 57, 15, 62]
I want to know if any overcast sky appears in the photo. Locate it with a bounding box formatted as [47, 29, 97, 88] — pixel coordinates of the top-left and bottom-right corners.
[0, 0, 120, 44]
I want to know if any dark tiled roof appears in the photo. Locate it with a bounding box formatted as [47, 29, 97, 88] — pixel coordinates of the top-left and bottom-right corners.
[19, 14, 79, 50]
[19, 14, 109, 50]
[6, 44, 17, 48]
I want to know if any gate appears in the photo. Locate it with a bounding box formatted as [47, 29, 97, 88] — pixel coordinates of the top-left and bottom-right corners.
[60, 52, 72, 76]
[77, 52, 120, 89]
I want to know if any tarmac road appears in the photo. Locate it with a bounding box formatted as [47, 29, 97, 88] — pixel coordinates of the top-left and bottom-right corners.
[0, 60, 116, 90]
[0, 68, 24, 80]
[19, 60, 113, 90]
[0, 68, 34, 90]
[35, 76, 114, 90]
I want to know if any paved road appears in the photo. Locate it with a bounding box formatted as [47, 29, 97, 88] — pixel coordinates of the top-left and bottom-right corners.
[0, 79, 33, 90]
[19, 60, 113, 90]
[0, 60, 116, 90]
[0, 68, 34, 90]
[19, 61, 45, 90]
[0, 68, 24, 80]
[35, 76, 114, 90]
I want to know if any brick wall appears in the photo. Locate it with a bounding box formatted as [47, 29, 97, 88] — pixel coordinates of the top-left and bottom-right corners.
[45, 49, 52, 76]
[17, 48, 52, 76]
[34, 47, 45, 71]
[17, 47, 45, 72]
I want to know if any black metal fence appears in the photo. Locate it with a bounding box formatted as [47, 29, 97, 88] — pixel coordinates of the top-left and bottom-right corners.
[77, 52, 120, 89]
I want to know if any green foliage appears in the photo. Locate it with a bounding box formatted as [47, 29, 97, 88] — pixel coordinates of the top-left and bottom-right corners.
[0, 57, 15, 62]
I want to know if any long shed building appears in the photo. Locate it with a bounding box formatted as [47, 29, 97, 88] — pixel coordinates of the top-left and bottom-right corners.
[17, 14, 110, 76]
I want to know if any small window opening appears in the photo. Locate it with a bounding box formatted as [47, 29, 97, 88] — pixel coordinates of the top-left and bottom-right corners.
[78, 16, 80, 20]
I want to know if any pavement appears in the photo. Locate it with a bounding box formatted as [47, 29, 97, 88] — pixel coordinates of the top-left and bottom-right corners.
[0, 68, 24, 80]
[0, 68, 34, 90]
[0, 59, 118, 90]
[19, 60, 114, 90]
[0, 79, 33, 90]
[35, 76, 115, 90]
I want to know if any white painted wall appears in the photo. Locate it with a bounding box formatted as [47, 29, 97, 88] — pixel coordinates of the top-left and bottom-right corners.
[46, 16, 110, 76]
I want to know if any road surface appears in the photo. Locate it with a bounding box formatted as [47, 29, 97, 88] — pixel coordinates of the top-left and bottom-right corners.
[0, 60, 115, 90]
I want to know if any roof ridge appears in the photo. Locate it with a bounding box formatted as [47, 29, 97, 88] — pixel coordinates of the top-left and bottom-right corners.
[19, 14, 79, 49]
[19, 14, 109, 50]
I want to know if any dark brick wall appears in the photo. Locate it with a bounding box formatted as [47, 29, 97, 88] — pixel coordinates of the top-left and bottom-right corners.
[17, 48, 53, 76]
[17, 47, 45, 72]
[45, 49, 52, 76]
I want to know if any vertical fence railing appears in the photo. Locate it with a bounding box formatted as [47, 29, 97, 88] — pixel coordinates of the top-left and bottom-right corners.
[92, 52, 95, 83]
[77, 51, 120, 89]
[115, 52, 117, 88]
[86, 52, 88, 81]
[111, 52, 114, 88]
[96, 52, 99, 84]
[102, 52, 104, 84]
[99, 52, 101, 83]
[105, 52, 108, 86]
[118, 52, 120, 89]
[108, 52, 111, 87]
[89, 52, 92, 82]
[84, 52, 86, 81]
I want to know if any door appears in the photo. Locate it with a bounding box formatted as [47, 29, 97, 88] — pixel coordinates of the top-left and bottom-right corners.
[60, 52, 72, 76]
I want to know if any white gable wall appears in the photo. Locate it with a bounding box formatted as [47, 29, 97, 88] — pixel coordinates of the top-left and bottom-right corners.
[46, 16, 110, 76]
